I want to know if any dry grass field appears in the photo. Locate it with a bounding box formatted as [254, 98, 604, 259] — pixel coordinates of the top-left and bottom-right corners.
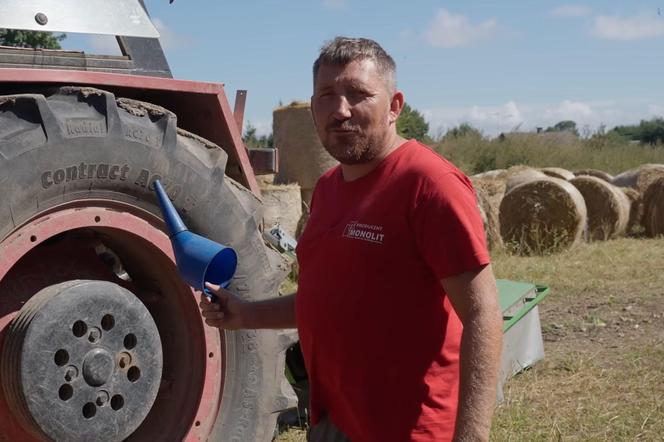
[277, 237, 664, 441]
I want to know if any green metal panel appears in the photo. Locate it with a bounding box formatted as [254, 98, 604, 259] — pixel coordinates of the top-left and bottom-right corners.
[497, 279, 550, 332]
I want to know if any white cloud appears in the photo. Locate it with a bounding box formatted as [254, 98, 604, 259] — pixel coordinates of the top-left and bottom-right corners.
[423, 99, 642, 137]
[592, 13, 664, 41]
[648, 104, 664, 116]
[424, 9, 498, 48]
[323, 0, 346, 10]
[549, 5, 592, 18]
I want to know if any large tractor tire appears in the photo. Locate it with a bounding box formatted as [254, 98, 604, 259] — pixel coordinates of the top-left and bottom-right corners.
[0, 87, 296, 441]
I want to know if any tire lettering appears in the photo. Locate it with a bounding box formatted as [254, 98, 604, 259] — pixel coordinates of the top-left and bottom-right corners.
[135, 169, 150, 187]
[41, 171, 52, 188]
[40, 163, 131, 189]
[97, 164, 109, 179]
[109, 165, 120, 180]
[53, 169, 65, 184]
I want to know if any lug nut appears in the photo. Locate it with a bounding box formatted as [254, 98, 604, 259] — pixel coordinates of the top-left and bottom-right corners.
[88, 327, 101, 343]
[64, 366, 79, 382]
[96, 391, 110, 407]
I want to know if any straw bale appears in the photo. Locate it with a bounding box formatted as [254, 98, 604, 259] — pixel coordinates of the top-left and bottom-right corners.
[540, 167, 575, 181]
[621, 188, 644, 236]
[499, 177, 587, 255]
[474, 184, 503, 249]
[611, 164, 664, 192]
[642, 176, 664, 237]
[260, 183, 303, 238]
[569, 176, 630, 240]
[471, 169, 506, 180]
[273, 101, 338, 190]
[573, 169, 613, 182]
[504, 168, 548, 194]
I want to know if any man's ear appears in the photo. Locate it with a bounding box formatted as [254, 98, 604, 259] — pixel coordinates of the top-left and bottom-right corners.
[389, 91, 405, 124]
[310, 95, 318, 126]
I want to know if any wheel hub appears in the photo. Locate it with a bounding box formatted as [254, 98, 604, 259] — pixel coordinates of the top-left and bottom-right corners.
[0, 280, 163, 442]
[82, 348, 115, 387]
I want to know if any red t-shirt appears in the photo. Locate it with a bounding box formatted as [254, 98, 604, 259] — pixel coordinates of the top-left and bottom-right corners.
[295, 140, 490, 442]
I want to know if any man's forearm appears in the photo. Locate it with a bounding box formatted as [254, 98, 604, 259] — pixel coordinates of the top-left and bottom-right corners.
[453, 306, 503, 441]
[244, 293, 297, 329]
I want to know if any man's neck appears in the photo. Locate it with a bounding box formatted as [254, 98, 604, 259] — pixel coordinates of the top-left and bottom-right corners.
[340, 135, 407, 182]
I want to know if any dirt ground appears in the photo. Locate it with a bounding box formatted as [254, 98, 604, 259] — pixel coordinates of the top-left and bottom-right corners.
[277, 237, 664, 441]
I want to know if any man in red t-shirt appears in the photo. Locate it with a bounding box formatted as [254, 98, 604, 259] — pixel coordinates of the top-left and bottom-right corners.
[201, 37, 503, 442]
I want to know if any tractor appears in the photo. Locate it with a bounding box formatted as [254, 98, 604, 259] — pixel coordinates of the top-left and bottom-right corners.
[0, 1, 295, 440]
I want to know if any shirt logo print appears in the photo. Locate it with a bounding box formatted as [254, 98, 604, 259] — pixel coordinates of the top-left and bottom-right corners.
[343, 221, 385, 244]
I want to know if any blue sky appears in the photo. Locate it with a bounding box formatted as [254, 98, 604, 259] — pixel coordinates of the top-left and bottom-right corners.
[62, 1, 664, 138]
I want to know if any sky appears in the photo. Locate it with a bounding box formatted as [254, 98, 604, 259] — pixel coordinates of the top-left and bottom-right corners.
[61, 1, 664, 138]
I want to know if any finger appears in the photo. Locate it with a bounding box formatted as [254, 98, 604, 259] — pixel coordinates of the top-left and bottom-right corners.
[205, 282, 232, 306]
[201, 310, 224, 320]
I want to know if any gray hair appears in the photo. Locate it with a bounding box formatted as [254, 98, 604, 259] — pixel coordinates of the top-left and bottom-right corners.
[313, 36, 397, 92]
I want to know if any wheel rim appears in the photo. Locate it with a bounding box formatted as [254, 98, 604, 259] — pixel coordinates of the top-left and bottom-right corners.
[0, 202, 224, 441]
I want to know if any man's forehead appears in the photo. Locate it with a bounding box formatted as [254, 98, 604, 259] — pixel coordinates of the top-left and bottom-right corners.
[315, 59, 379, 85]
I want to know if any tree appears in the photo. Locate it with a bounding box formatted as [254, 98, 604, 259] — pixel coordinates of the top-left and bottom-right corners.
[611, 117, 664, 145]
[243, 123, 273, 149]
[397, 103, 431, 143]
[545, 120, 579, 136]
[442, 123, 483, 141]
[0, 29, 66, 49]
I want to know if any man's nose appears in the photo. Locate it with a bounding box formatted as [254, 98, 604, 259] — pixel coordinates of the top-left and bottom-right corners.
[332, 96, 352, 120]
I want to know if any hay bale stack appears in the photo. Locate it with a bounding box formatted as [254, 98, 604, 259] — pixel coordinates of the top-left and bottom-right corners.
[569, 176, 630, 240]
[273, 101, 338, 204]
[473, 182, 504, 249]
[622, 188, 644, 236]
[573, 169, 613, 182]
[642, 176, 664, 237]
[499, 177, 587, 255]
[260, 183, 303, 238]
[504, 168, 548, 194]
[540, 167, 575, 181]
[611, 164, 664, 192]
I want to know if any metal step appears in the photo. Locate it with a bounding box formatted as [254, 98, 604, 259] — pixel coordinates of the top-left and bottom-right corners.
[0, 46, 133, 73]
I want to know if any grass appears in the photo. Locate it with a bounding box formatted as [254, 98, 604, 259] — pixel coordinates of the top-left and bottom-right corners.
[277, 238, 664, 441]
[435, 133, 664, 176]
[490, 238, 664, 441]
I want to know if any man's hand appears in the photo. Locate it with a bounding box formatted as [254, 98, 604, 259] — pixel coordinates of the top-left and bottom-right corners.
[198, 283, 298, 330]
[199, 282, 253, 330]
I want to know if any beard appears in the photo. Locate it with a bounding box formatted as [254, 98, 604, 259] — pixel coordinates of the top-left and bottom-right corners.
[320, 121, 387, 165]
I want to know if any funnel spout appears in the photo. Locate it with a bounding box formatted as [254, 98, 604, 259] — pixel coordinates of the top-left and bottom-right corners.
[154, 180, 187, 237]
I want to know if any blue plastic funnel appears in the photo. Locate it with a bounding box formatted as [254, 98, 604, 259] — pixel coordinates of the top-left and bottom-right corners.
[154, 180, 237, 295]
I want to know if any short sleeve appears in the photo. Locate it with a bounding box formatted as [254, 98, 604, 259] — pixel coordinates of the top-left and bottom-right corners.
[412, 171, 490, 280]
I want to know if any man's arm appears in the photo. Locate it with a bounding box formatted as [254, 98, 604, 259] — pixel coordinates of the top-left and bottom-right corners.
[441, 264, 503, 442]
[200, 282, 297, 330]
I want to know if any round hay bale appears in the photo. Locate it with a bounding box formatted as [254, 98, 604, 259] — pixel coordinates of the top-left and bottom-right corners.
[471, 169, 506, 180]
[622, 187, 645, 237]
[260, 183, 303, 238]
[642, 176, 664, 237]
[569, 176, 630, 240]
[499, 177, 587, 255]
[540, 167, 575, 181]
[474, 186, 502, 249]
[471, 178, 506, 250]
[273, 101, 338, 191]
[573, 168, 613, 182]
[504, 168, 548, 194]
[611, 164, 664, 192]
